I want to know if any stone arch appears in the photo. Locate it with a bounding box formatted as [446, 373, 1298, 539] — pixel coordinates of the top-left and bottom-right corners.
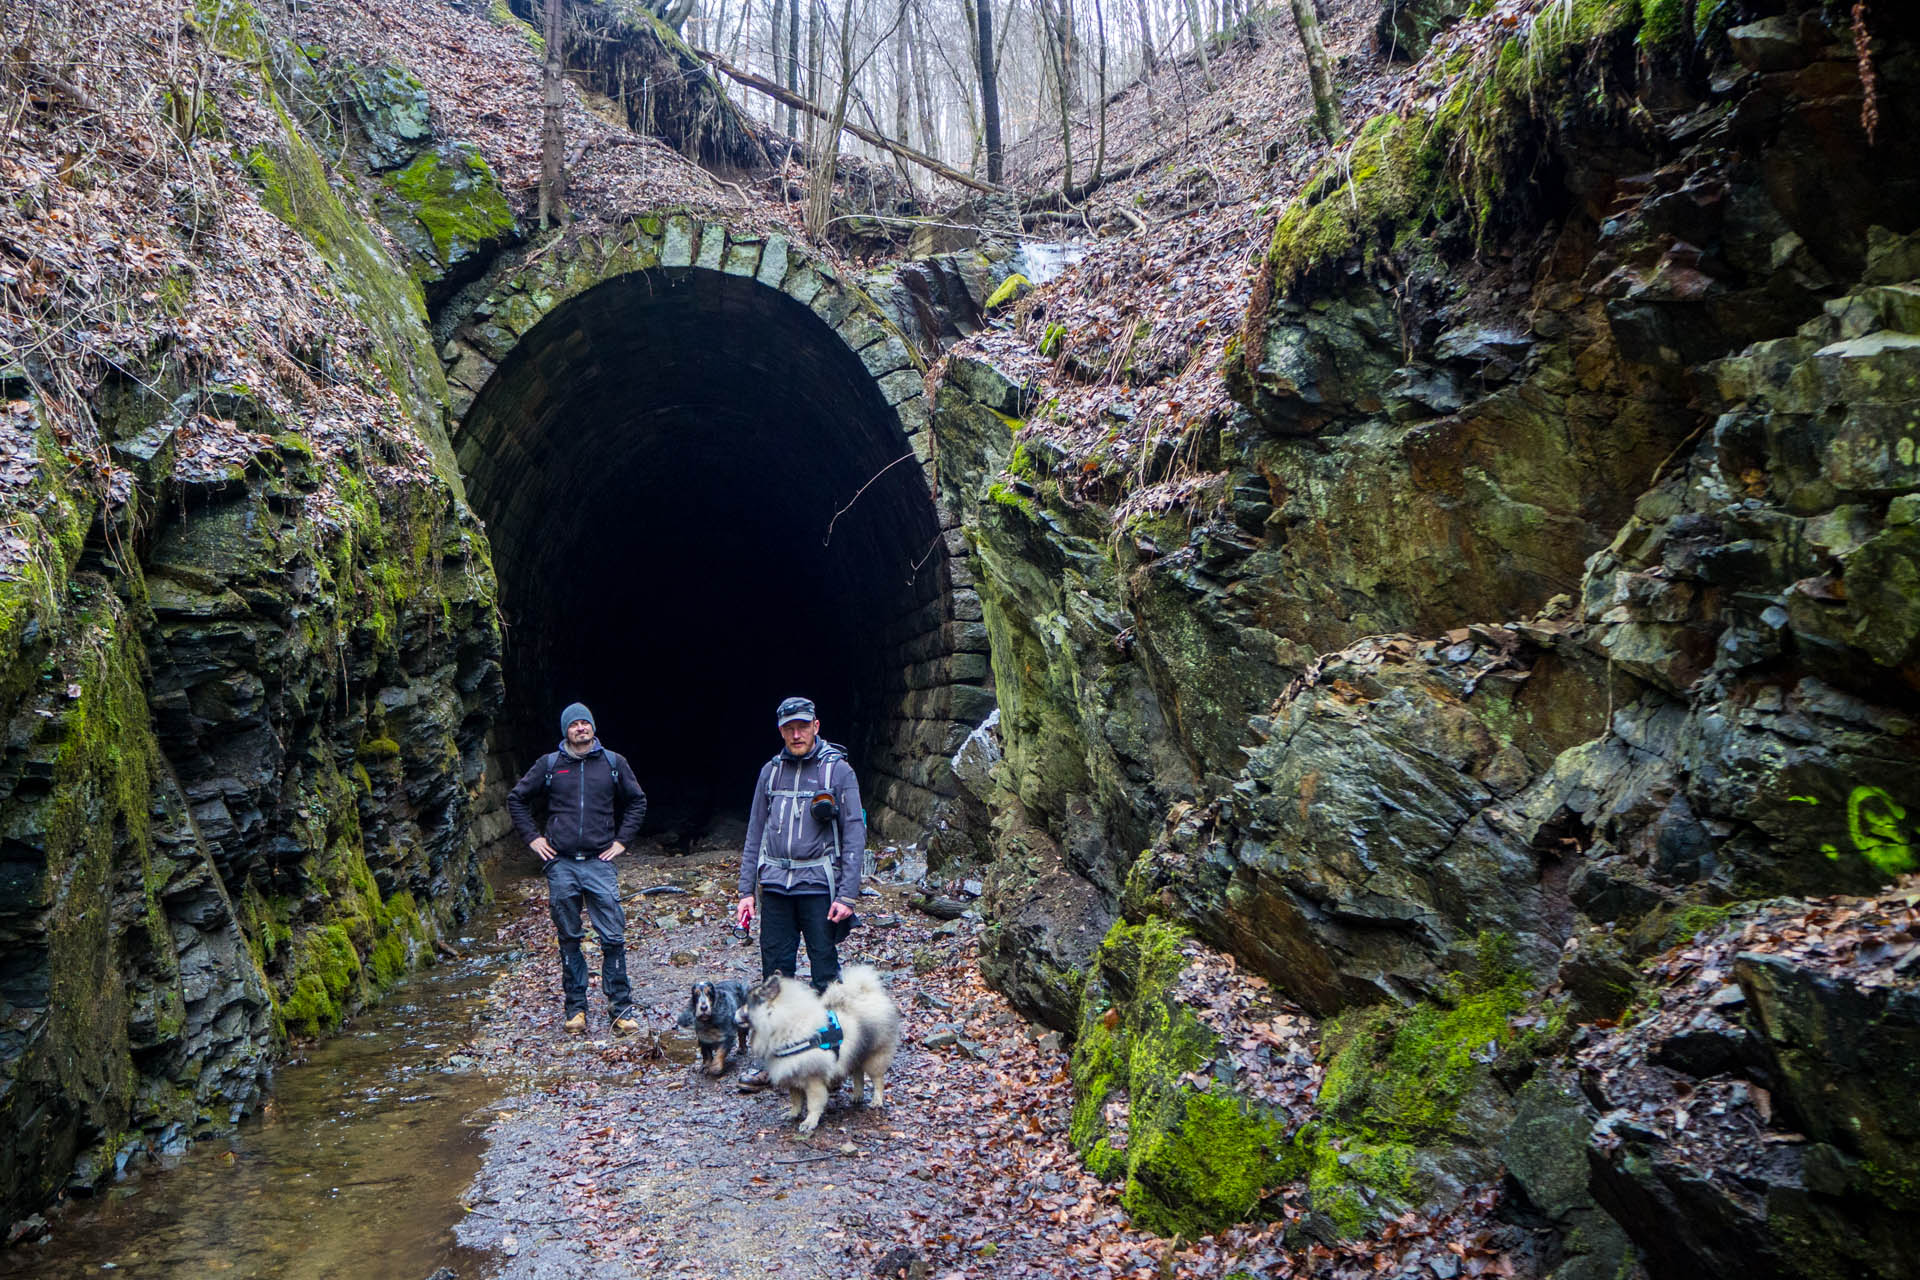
[441, 216, 986, 840]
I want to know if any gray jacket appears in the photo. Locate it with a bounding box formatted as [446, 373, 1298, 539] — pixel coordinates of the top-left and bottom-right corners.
[738, 742, 864, 905]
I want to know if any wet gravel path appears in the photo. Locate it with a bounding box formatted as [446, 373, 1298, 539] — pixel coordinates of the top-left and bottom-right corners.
[453, 845, 1006, 1280]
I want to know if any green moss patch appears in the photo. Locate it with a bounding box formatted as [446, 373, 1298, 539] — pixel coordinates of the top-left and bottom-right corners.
[1265, 0, 1644, 291]
[381, 143, 518, 276]
[1290, 934, 1544, 1235]
[1068, 919, 1292, 1237]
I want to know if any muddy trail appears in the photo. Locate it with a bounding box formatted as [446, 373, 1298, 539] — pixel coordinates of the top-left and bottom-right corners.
[455, 843, 1149, 1280]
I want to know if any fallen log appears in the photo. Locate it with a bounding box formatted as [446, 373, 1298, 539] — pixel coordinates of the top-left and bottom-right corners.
[698, 51, 999, 194]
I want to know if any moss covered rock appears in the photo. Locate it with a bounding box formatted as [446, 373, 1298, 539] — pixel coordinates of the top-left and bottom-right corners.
[1068, 919, 1294, 1237]
[378, 141, 520, 304]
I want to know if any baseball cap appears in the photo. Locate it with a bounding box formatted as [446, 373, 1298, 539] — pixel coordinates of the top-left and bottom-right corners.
[776, 696, 817, 727]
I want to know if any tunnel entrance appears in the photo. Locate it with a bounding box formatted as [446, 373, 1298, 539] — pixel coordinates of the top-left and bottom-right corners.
[456, 263, 952, 844]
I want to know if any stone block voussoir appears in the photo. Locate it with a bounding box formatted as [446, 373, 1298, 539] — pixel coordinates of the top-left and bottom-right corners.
[783, 264, 824, 307]
[893, 396, 930, 437]
[661, 216, 696, 267]
[756, 235, 790, 288]
[723, 238, 762, 277]
[695, 223, 726, 271]
[877, 368, 923, 406]
[810, 284, 855, 329]
[859, 336, 914, 379]
[838, 314, 887, 352]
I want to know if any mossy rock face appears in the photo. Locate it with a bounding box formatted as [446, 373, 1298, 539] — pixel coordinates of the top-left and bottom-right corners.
[378, 142, 521, 303]
[1067, 919, 1292, 1237]
[1282, 935, 1544, 1238]
[336, 60, 433, 171]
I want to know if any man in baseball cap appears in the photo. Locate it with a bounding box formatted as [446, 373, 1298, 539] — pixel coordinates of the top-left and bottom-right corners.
[734, 697, 865, 1087]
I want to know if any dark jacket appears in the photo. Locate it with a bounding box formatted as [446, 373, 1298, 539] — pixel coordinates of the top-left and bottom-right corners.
[738, 740, 864, 905]
[507, 740, 647, 856]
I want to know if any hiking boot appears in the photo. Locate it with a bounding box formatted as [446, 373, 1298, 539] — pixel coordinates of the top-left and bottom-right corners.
[736, 1064, 771, 1092]
[611, 1010, 640, 1036]
[563, 1010, 587, 1034]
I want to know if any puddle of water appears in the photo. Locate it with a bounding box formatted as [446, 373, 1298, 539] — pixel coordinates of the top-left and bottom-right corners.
[7, 941, 517, 1280]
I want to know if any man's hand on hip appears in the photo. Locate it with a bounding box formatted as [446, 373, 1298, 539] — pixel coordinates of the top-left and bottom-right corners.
[599, 841, 626, 861]
[827, 900, 853, 923]
[530, 836, 557, 862]
[736, 897, 755, 929]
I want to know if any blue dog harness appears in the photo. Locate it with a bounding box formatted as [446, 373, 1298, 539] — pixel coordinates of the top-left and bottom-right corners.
[771, 1011, 843, 1059]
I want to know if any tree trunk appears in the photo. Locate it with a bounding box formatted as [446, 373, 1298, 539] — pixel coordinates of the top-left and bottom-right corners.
[976, 0, 1002, 183]
[539, 0, 568, 229]
[1093, 0, 1107, 184]
[1135, 0, 1157, 71]
[806, 0, 857, 238]
[769, 0, 784, 131]
[1183, 0, 1213, 89]
[785, 0, 800, 134]
[805, 0, 821, 150]
[1288, 0, 1342, 142]
[893, 4, 911, 145]
[909, 1, 938, 160]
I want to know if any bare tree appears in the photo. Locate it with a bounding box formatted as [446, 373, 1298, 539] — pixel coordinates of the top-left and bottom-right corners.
[786, 0, 800, 133]
[539, 0, 568, 229]
[769, 0, 785, 130]
[893, 2, 910, 144]
[909, 0, 938, 159]
[976, 0, 1002, 183]
[805, 0, 821, 150]
[1183, 0, 1213, 89]
[1134, 0, 1157, 71]
[1036, 0, 1074, 192]
[1288, 0, 1341, 141]
[1092, 0, 1107, 184]
[805, 0, 911, 236]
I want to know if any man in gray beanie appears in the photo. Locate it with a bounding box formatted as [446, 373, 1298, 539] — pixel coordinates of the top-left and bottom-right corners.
[507, 703, 647, 1034]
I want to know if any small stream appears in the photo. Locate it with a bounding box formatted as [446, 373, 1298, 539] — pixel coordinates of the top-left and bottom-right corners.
[8, 910, 520, 1280]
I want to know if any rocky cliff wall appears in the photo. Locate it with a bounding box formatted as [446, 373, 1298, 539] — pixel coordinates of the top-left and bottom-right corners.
[0, 0, 504, 1230]
[932, 1, 1920, 1271]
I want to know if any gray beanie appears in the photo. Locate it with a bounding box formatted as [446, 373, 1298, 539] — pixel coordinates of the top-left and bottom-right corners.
[560, 702, 594, 733]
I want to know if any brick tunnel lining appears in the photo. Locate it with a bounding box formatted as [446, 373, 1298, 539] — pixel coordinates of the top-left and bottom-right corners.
[458, 266, 948, 842]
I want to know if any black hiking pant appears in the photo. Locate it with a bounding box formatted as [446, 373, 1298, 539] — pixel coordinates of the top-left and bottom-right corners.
[759, 889, 838, 992]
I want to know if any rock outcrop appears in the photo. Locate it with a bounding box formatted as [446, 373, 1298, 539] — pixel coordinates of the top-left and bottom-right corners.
[930, 0, 1920, 1267]
[0, 0, 504, 1229]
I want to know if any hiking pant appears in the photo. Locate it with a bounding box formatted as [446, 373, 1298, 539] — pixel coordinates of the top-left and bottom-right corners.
[758, 889, 838, 993]
[547, 856, 631, 1017]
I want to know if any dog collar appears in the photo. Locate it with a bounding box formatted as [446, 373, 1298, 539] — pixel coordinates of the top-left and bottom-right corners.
[771, 1011, 843, 1058]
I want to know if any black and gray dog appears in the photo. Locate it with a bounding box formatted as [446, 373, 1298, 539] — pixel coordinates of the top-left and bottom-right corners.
[677, 979, 751, 1076]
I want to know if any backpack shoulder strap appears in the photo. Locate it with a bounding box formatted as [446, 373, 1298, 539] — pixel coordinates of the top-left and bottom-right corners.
[543, 751, 562, 789]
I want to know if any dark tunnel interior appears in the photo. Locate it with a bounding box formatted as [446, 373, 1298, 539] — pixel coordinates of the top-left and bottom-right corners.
[458, 267, 944, 842]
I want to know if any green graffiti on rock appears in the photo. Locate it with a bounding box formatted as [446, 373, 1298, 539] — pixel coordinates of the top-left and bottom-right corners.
[1848, 786, 1914, 877]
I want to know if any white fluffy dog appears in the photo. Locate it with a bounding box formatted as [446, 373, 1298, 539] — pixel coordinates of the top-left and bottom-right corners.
[736, 965, 901, 1134]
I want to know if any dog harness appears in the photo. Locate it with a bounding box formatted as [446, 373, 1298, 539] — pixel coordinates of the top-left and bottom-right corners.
[770, 1011, 843, 1059]
[757, 747, 846, 899]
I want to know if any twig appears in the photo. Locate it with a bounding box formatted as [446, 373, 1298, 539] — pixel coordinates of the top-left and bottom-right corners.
[822, 449, 916, 546]
[772, 1153, 835, 1165]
